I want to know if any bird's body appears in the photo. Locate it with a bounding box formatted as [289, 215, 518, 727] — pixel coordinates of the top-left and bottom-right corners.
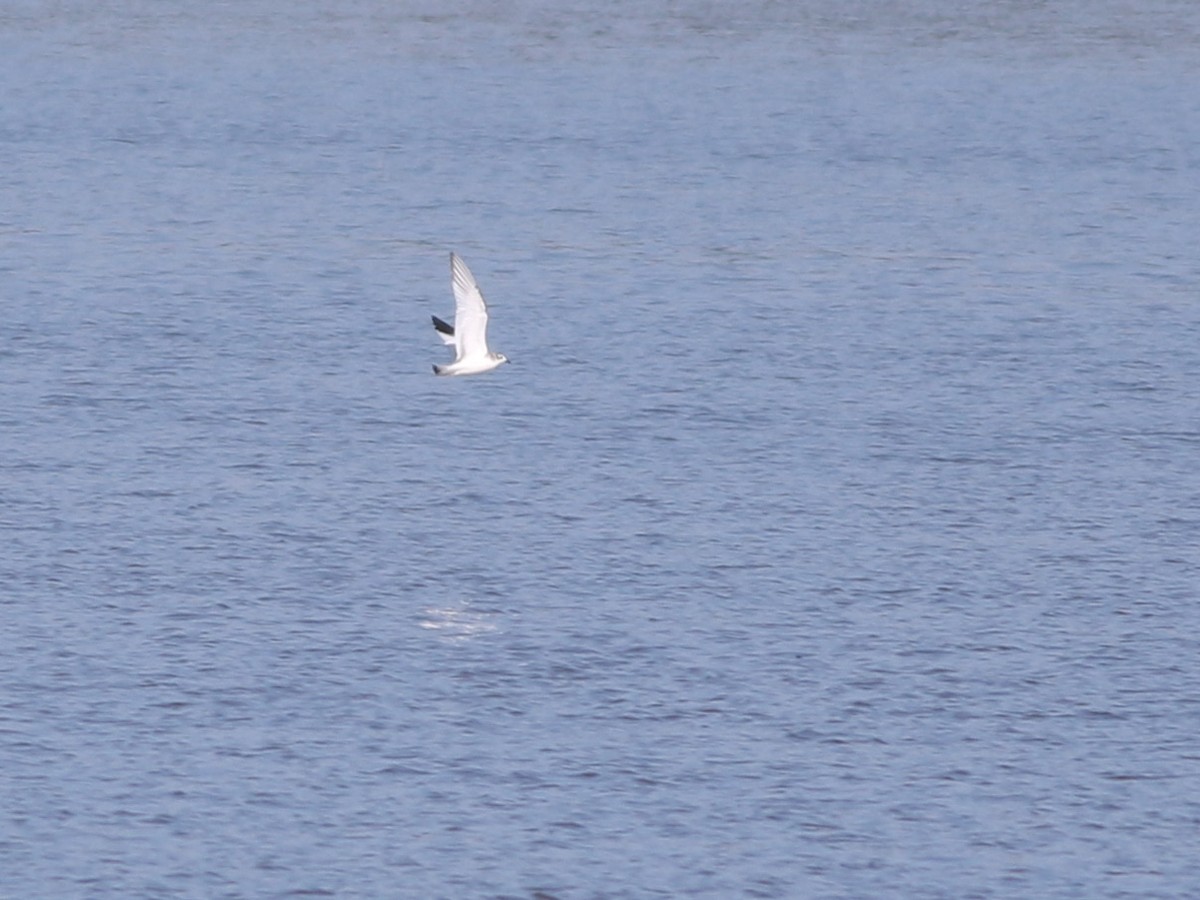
[431, 253, 509, 376]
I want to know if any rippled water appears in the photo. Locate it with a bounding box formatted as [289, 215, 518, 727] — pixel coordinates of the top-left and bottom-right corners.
[3, 2, 1200, 897]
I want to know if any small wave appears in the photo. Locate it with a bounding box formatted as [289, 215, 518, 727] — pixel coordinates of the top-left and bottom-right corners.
[417, 603, 500, 640]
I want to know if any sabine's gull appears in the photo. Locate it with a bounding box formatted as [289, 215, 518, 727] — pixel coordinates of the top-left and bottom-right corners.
[431, 253, 509, 376]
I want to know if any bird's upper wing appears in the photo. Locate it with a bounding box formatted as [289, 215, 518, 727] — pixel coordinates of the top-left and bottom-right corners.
[450, 252, 490, 362]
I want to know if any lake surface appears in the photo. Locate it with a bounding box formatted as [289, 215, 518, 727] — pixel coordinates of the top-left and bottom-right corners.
[3, 2, 1200, 897]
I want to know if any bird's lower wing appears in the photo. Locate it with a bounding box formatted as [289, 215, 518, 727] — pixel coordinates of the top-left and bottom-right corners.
[432, 315, 457, 347]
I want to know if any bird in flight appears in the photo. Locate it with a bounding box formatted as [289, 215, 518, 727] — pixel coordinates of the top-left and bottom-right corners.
[431, 253, 509, 376]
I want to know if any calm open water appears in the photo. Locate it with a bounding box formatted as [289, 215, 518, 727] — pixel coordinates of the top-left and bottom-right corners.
[2, 2, 1200, 897]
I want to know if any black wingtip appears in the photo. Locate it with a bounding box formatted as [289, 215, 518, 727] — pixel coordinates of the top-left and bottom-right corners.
[431, 315, 454, 336]
[432, 364, 440, 375]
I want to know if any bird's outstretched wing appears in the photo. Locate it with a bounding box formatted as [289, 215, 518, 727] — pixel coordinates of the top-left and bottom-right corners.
[431, 315, 456, 347]
[449, 252, 490, 362]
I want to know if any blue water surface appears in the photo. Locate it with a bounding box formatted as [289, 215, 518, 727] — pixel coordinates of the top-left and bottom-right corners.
[3, 2, 1200, 897]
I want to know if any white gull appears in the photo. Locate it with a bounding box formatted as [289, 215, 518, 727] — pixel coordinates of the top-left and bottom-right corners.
[430, 253, 509, 376]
